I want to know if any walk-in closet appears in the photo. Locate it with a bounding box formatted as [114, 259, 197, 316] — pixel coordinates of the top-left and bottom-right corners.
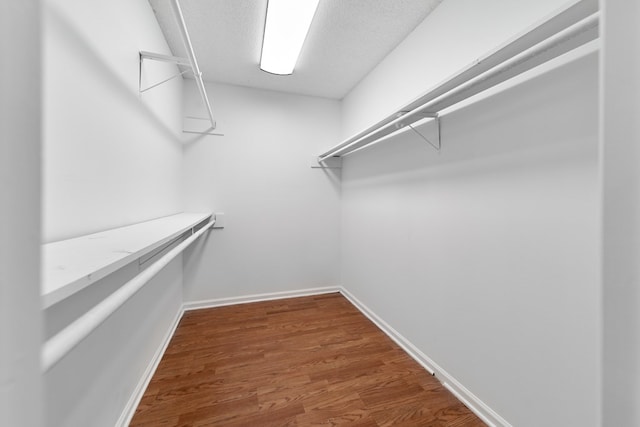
[2, 0, 639, 426]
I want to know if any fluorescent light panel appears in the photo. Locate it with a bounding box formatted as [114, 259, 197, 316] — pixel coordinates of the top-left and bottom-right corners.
[260, 0, 320, 75]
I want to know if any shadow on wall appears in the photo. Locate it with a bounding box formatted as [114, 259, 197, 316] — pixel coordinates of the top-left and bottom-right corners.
[342, 50, 599, 182]
[319, 165, 342, 194]
[45, 2, 181, 144]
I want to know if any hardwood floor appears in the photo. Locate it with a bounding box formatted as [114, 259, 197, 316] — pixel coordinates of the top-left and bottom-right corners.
[130, 293, 485, 426]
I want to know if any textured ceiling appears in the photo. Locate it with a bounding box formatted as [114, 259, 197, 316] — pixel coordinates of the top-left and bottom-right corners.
[148, 0, 442, 99]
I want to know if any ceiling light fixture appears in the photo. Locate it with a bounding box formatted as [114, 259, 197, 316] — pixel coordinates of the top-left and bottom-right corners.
[260, 0, 320, 75]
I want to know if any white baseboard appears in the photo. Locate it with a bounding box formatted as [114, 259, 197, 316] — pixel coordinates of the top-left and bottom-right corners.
[118, 286, 509, 427]
[116, 306, 184, 427]
[338, 287, 511, 427]
[117, 287, 340, 426]
[182, 286, 341, 311]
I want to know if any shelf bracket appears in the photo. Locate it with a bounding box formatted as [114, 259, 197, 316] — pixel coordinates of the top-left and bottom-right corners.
[183, 116, 221, 136]
[139, 50, 221, 136]
[139, 51, 192, 94]
[140, 69, 190, 93]
[311, 155, 342, 169]
[398, 111, 441, 151]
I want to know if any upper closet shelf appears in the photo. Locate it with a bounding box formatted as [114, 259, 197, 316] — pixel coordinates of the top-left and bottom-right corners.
[41, 212, 212, 308]
[140, 0, 217, 134]
[317, 0, 599, 162]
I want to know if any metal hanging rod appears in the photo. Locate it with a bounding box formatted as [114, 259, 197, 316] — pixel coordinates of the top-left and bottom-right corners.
[171, 0, 216, 130]
[41, 217, 215, 372]
[317, 0, 599, 162]
[139, 0, 217, 131]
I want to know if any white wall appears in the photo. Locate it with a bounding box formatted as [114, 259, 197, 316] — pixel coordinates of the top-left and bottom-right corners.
[342, 0, 585, 138]
[0, 2, 43, 426]
[601, 0, 640, 425]
[340, 1, 600, 425]
[42, 0, 186, 425]
[44, 258, 183, 427]
[43, 0, 183, 243]
[182, 82, 341, 302]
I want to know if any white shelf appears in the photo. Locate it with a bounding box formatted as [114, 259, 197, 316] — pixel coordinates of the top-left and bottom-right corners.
[41, 212, 212, 308]
[317, 0, 599, 160]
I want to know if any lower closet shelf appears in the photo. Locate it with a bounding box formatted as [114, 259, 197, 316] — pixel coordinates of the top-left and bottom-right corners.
[41, 212, 212, 308]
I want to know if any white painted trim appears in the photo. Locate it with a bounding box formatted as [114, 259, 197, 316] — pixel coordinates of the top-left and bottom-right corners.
[338, 287, 511, 427]
[182, 286, 341, 311]
[116, 286, 339, 426]
[116, 306, 184, 427]
[118, 286, 509, 427]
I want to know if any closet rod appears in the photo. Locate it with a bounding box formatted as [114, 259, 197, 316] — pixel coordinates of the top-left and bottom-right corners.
[41, 218, 215, 372]
[171, 0, 216, 130]
[317, 0, 598, 161]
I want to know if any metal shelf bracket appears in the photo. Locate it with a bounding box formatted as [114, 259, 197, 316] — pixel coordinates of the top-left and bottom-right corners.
[138, 0, 218, 134]
[139, 51, 191, 93]
[311, 156, 342, 169]
[398, 111, 441, 152]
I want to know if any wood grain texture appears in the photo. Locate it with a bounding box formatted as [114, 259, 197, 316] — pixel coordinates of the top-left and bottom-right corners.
[131, 293, 485, 426]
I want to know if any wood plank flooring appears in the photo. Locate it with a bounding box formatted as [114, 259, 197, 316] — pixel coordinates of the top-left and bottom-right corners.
[130, 293, 485, 426]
